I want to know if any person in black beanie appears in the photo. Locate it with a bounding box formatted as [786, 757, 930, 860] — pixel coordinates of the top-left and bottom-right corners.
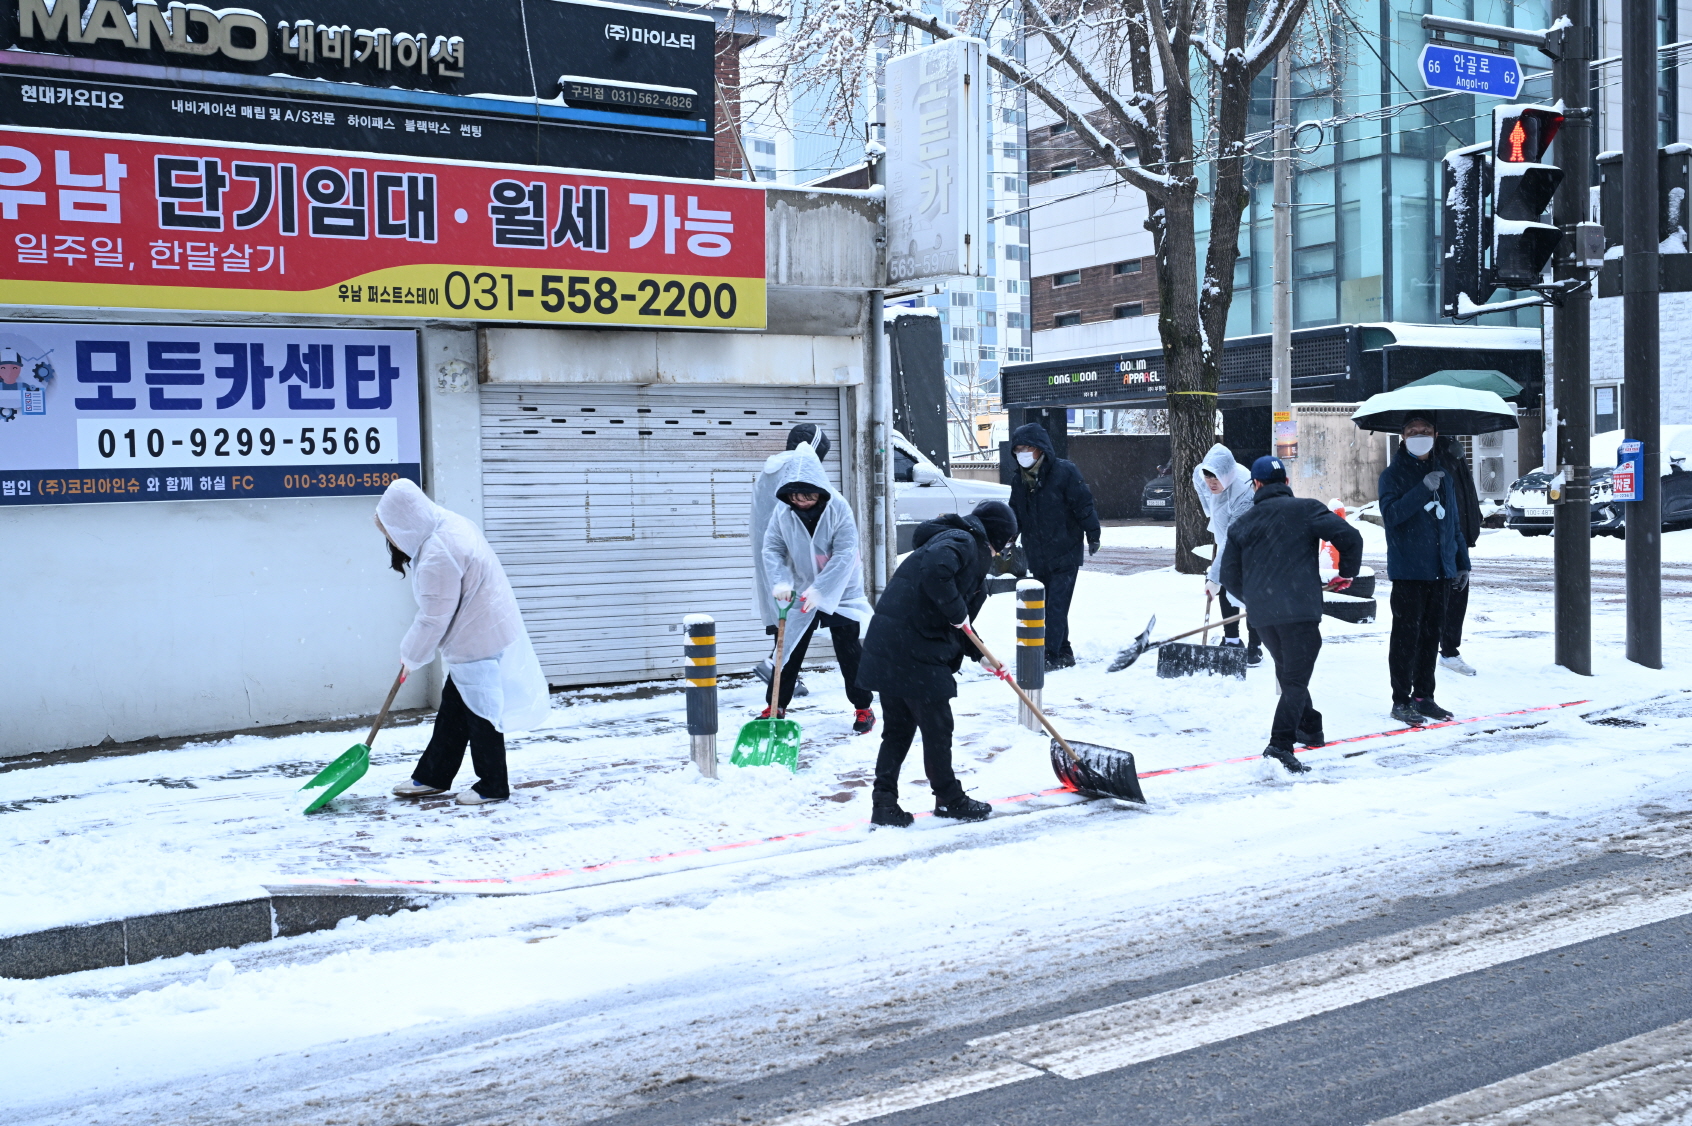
[857, 500, 1018, 827]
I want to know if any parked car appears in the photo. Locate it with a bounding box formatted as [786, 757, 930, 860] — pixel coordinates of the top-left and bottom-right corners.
[1505, 426, 1692, 537]
[892, 430, 1012, 552]
[1140, 465, 1175, 520]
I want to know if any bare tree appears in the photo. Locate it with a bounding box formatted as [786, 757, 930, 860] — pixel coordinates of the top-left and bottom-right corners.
[760, 0, 1311, 571]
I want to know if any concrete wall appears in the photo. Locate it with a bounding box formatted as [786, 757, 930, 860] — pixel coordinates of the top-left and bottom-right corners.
[1286, 404, 1391, 509]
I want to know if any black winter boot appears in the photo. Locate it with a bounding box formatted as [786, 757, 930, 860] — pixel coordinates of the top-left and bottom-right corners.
[1263, 746, 1310, 775]
[933, 784, 991, 822]
[871, 787, 913, 828]
[1414, 697, 1455, 721]
[1391, 702, 1428, 727]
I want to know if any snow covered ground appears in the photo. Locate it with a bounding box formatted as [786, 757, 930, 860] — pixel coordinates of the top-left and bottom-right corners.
[4, 530, 1692, 1124]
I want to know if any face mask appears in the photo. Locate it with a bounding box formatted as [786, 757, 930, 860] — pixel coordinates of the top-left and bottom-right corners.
[1405, 435, 1435, 457]
[1016, 451, 1037, 468]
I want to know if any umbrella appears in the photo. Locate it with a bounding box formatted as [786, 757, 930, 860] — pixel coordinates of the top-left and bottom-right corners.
[1351, 385, 1519, 436]
[1404, 369, 1525, 399]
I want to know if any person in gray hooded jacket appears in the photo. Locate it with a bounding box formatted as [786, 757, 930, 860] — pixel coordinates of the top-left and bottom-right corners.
[1193, 443, 1261, 665]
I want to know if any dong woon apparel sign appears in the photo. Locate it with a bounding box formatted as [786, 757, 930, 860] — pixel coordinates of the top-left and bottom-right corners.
[0, 128, 767, 326]
[0, 321, 421, 505]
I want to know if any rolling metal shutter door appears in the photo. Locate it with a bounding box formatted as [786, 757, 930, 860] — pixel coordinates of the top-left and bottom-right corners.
[482, 383, 846, 686]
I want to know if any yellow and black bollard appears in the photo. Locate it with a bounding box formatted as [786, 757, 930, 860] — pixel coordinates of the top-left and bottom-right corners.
[1015, 580, 1045, 732]
[683, 614, 718, 778]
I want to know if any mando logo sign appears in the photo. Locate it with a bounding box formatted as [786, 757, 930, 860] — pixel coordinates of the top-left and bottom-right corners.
[16, 0, 467, 76]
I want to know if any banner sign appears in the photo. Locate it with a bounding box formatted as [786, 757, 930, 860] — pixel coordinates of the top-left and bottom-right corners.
[0, 321, 421, 505]
[884, 37, 988, 286]
[0, 128, 767, 326]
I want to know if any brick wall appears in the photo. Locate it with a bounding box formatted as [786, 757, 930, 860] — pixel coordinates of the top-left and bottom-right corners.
[714, 32, 757, 179]
[1027, 108, 1135, 182]
[1031, 260, 1159, 329]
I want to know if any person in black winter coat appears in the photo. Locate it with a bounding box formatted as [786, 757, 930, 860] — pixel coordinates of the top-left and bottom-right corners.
[1434, 435, 1483, 677]
[1007, 422, 1101, 670]
[1219, 456, 1363, 774]
[1379, 417, 1472, 727]
[856, 500, 1019, 827]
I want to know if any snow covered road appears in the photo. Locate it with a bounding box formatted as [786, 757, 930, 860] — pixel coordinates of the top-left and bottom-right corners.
[3, 524, 1692, 1125]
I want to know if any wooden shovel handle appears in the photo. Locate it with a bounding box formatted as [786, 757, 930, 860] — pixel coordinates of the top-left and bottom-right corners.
[1157, 613, 1244, 648]
[768, 598, 793, 714]
[365, 667, 407, 749]
[960, 624, 1082, 770]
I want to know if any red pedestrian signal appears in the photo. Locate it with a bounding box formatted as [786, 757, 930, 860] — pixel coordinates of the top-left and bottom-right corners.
[1491, 104, 1565, 287]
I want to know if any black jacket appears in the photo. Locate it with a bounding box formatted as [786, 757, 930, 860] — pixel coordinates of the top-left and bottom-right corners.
[1219, 483, 1363, 628]
[1435, 436, 1483, 549]
[1007, 423, 1101, 574]
[856, 514, 994, 702]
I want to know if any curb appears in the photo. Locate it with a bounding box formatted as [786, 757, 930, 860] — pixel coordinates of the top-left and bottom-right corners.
[0, 892, 429, 981]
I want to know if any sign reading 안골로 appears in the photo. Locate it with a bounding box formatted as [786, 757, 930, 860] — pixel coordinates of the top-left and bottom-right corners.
[0, 321, 421, 505]
[0, 128, 767, 325]
[1418, 40, 1523, 98]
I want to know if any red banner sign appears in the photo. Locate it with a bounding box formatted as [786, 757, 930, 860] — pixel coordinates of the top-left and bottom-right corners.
[0, 127, 766, 326]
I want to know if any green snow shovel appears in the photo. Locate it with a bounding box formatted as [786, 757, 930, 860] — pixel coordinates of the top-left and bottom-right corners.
[301, 667, 405, 814]
[730, 595, 802, 771]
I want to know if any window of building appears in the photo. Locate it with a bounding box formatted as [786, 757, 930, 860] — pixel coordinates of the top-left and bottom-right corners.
[1005, 244, 1030, 261]
[1004, 279, 1022, 295]
[951, 291, 974, 306]
[1050, 120, 1071, 136]
[1002, 142, 1023, 160]
[1114, 259, 1141, 275]
[754, 167, 777, 180]
[979, 346, 997, 360]
[750, 139, 776, 155]
[1114, 303, 1144, 319]
[1003, 176, 1026, 194]
[1050, 162, 1078, 178]
[1005, 347, 1032, 362]
[1596, 385, 1621, 433]
[951, 326, 975, 341]
[1054, 312, 1082, 328]
[1294, 244, 1336, 278]
[952, 361, 975, 377]
[978, 309, 997, 326]
[1006, 311, 1027, 329]
[977, 276, 995, 291]
[1053, 270, 1081, 287]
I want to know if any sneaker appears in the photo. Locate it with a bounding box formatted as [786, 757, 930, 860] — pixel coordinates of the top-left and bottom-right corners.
[757, 705, 786, 720]
[456, 790, 507, 806]
[392, 779, 447, 797]
[1414, 697, 1455, 721]
[1044, 652, 1076, 672]
[852, 708, 876, 735]
[933, 785, 991, 821]
[1263, 746, 1310, 774]
[870, 790, 913, 828]
[1295, 729, 1326, 748]
[1391, 702, 1428, 727]
[1221, 637, 1244, 648]
[1246, 647, 1264, 668]
[1439, 655, 1478, 677]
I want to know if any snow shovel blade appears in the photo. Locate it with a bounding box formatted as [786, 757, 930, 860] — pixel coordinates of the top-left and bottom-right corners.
[1050, 738, 1146, 803]
[1156, 642, 1247, 680]
[1107, 617, 1157, 673]
[300, 743, 369, 814]
[729, 718, 802, 772]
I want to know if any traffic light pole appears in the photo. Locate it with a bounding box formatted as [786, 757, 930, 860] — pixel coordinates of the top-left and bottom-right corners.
[1622, 0, 1663, 669]
[1551, 0, 1592, 676]
[1271, 49, 1293, 458]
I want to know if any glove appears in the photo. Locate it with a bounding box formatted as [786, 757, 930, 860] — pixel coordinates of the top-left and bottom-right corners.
[1453, 570, 1470, 592]
[952, 621, 969, 630]
[989, 663, 1014, 683]
[798, 587, 819, 614]
[1088, 538, 1100, 556]
[1422, 470, 1446, 493]
[1323, 576, 1352, 593]
[1205, 579, 1222, 598]
[772, 582, 794, 604]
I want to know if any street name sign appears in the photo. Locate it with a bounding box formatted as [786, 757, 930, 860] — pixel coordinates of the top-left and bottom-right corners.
[1419, 40, 1523, 98]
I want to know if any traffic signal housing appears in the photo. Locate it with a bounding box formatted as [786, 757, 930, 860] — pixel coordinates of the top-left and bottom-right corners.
[1491, 103, 1565, 287]
[1441, 141, 1491, 318]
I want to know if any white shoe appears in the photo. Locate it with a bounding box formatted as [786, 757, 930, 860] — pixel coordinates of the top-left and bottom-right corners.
[1439, 655, 1477, 677]
[392, 780, 447, 797]
[456, 790, 507, 806]
[1220, 637, 1244, 648]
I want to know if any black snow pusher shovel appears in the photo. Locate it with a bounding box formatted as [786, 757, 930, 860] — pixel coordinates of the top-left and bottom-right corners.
[1108, 613, 1246, 673]
[961, 625, 1145, 804]
[1155, 593, 1248, 680]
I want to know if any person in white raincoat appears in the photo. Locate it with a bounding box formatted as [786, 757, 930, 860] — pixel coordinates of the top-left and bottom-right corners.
[751, 424, 833, 630]
[760, 446, 877, 732]
[1193, 443, 1261, 664]
[374, 478, 550, 806]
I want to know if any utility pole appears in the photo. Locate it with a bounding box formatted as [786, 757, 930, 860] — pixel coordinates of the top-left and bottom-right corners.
[1551, 0, 1592, 675]
[1622, 0, 1662, 668]
[1271, 48, 1294, 459]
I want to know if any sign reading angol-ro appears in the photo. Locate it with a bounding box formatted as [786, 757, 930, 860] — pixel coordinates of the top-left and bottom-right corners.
[0, 127, 766, 327]
[0, 322, 421, 505]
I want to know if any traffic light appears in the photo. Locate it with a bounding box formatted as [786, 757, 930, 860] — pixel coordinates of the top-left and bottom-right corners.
[1490, 103, 1565, 287]
[1441, 141, 1492, 317]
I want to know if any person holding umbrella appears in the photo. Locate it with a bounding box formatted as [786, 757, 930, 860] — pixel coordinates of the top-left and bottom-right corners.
[1378, 415, 1471, 727]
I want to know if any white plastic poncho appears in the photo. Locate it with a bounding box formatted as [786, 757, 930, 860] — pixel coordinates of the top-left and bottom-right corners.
[1192, 443, 1255, 585]
[374, 479, 550, 733]
[752, 441, 828, 628]
[759, 449, 873, 640]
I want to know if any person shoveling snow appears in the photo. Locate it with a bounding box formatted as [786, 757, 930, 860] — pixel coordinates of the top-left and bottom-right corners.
[375, 479, 550, 806]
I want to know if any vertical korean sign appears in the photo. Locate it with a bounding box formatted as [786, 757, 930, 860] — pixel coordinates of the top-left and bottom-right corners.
[0, 322, 421, 505]
[885, 37, 988, 286]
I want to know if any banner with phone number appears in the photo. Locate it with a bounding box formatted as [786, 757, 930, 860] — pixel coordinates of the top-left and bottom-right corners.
[0, 127, 766, 326]
[0, 322, 420, 506]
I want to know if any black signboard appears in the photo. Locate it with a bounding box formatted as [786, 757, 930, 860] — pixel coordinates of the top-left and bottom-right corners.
[0, 0, 716, 175]
[1001, 352, 1167, 408]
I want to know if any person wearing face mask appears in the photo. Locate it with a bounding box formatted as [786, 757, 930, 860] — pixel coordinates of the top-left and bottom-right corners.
[1006, 422, 1101, 671]
[1193, 443, 1261, 666]
[750, 425, 834, 698]
[1378, 415, 1471, 727]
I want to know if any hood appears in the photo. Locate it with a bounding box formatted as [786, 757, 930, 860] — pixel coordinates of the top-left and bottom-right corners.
[769, 443, 832, 502]
[1192, 443, 1242, 516]
[911, 512, 987, 551]
[1010, 422, 1056, 462]
[375, 478, 443, 557]
[787, 423, 830, 462]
